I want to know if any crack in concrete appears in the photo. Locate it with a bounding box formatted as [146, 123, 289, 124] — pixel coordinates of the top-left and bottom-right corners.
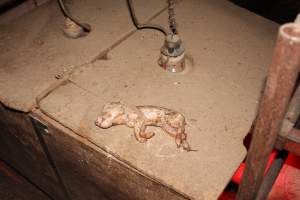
[35, 3, 169, 111]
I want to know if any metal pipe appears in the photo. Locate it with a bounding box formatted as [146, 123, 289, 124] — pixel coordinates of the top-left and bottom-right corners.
[295, 13, 300, 24]
[237, 22, 300, 200]
[282, 128, 300, 156]
[286, 85, 300, 125]
[256, 150, 289, 200]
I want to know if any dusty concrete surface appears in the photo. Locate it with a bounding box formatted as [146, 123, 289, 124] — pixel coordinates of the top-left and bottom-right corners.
[0, 0, 49, 24]
[0, 160, 50, 200]
[0, 0, 166, 112]
[38, 0, 279, 199]
[0, 0, 279, 199]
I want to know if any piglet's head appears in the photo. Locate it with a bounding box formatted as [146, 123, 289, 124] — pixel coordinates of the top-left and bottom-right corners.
[95, 102, 125, 129]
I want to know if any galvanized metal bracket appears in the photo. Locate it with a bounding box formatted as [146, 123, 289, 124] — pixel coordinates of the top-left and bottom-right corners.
[29, 116, 50, 136]
[29, 115, 71, 200]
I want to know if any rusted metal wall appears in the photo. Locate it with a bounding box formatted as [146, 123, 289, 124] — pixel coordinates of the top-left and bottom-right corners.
[0, 160, 51, 200]
[0, 104, 66, 200]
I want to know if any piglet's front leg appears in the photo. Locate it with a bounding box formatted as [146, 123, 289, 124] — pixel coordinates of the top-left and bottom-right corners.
[140, 130, 155, 139]
[133, 121, 147, 143]
[133, 121, 155, 143]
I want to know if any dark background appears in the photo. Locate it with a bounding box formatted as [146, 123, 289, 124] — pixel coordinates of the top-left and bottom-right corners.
[230, 0, 300, 23]
[1, 0, 300, 24]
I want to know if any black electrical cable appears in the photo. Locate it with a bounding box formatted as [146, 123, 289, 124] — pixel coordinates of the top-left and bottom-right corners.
[57, 0, 91, 32]
[126, 0, 167, 36]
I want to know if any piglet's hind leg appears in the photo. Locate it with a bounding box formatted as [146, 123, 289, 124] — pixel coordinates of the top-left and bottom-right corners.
[175, 132, 187, 148]
[175, 133, 182, 148]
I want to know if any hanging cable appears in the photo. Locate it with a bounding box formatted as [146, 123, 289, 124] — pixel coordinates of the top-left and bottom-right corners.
[57, 0, 91, 32]
[168, 0, 178, 34]
[158, 0, 186, 73]
[126, 0, 167, 36]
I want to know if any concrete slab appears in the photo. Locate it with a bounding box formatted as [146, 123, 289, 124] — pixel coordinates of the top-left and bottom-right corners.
[0, 0, 166, 112]
[39, 0, 279, 199]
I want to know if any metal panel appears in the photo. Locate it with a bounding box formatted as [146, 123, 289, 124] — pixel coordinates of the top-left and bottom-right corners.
[0, 104, 65, 200]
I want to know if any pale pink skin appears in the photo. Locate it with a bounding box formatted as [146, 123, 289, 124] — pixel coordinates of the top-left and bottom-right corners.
[95, 117, 103, 127]
[95, 102, 196, 151]
[95, 116, 110, 128]
[95, 104, 129, 128]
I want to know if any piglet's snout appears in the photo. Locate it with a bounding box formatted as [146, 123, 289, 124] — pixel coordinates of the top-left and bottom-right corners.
[95, 117, 103, 127]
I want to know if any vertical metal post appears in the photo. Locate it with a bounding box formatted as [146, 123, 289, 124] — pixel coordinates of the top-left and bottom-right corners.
[237, 22, 300, 200]
[256, 150, 288, 200]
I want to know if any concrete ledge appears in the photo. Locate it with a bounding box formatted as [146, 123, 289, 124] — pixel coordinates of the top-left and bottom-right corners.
[39, 1, 279, 199]
[0, 0, 166, 112]
[0, 0, 279, 199]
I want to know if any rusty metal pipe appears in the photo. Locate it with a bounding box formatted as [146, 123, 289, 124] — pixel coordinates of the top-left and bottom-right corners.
[286, 85, 300, 125]
[237, 22, 300, 200]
